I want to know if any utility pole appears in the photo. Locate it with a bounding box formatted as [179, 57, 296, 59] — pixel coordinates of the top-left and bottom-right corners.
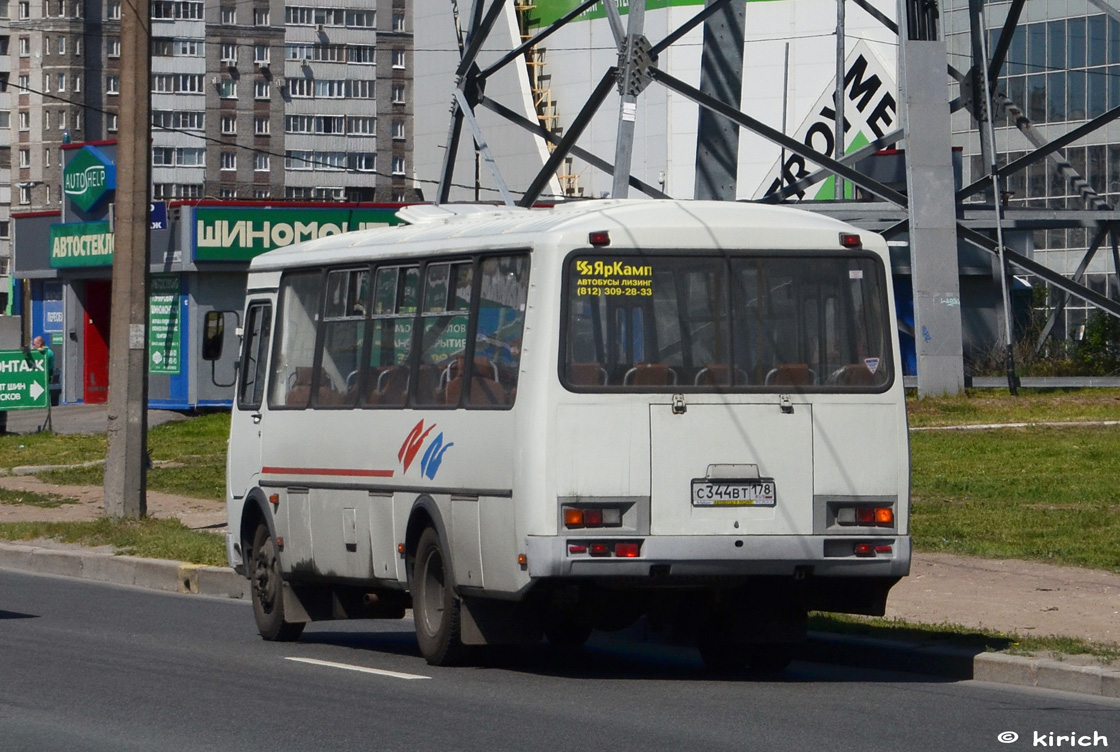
[103, 0, 151, 518]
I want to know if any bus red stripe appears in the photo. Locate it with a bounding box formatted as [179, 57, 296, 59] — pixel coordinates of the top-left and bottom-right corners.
[261, 466, 395, 478]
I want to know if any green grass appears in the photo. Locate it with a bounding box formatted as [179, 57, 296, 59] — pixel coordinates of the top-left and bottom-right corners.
[810, 613, 1120, 664]
[0, 487, 75, 508]
[0, 517, 228, 566]
[0, 432, 106, 470]
[909, 424, 1120, 571]
[36, 412, 229, 501]
[906, 388, 1120, 427]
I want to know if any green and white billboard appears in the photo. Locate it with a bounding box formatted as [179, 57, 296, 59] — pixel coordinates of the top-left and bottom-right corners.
[0, 350, 50, 409]
[194, 207, 402, 262]
[149, 274, 182, 375]
[62, 145, 116, 212]
[49, 221, 114, 268]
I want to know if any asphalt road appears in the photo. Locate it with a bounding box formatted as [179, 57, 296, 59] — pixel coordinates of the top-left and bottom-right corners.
[2, 570, 1119, 752]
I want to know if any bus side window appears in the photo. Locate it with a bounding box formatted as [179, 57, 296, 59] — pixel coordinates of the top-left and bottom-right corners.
[366, 265, 419, 407]
[314, 267, 369, 408]
[415, 261, 472, 406]
[268, 270, 322, 408]
[237, 302, 271, 410]
[468, 254, 529, 406]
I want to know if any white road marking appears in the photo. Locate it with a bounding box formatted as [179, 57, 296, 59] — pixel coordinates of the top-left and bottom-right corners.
[285, 656, 431, 680]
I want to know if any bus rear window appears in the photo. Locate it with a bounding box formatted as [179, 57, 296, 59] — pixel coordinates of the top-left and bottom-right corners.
[563, 253, 892, 391]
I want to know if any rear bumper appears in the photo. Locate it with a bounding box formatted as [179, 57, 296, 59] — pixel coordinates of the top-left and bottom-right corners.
[524, 534, 911, 579]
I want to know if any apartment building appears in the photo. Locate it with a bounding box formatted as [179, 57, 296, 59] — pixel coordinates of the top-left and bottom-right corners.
[8, 0, 414, 213]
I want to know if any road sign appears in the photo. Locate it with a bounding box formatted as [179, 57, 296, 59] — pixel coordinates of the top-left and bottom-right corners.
[0, 350, 50, 410]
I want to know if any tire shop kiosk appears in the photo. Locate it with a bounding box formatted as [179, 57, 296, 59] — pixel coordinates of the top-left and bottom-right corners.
[12, 140, 404, 409]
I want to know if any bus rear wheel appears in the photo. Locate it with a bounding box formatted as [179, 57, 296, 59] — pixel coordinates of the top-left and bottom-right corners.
[412, 527, 466, 666]
[250, 524, 305, 642]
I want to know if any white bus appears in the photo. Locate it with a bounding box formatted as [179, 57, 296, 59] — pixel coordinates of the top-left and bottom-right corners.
[216, 199, 910, 671]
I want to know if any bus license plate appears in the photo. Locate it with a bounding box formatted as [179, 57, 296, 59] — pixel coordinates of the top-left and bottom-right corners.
[691, 479, 776, 507]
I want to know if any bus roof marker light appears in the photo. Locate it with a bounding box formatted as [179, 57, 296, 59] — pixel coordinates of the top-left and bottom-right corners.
[839, 233, 862, 248]
[269, 493, 280, 507]
[588, 231, 610, 246]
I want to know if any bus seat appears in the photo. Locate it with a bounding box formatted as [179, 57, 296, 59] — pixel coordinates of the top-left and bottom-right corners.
[568, 362, 608, 386]
[415, 364, 442, 404]
[285, 366, 317, 406]
[444, 375, 508, 406]
[826, 364, 877, 386]
[764, 364, 816, 386]
[694, 364, 748, 386]
[441, 356, 499, 389]
[623, 363, 678, 386]
[371, 365, 409, 405]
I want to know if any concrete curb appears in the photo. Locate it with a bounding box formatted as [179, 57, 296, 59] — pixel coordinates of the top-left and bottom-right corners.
[0, 541, 249, 599]
[1, 540, 1117, 698]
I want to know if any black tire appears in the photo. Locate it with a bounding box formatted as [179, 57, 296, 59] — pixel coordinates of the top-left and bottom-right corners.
[748, 643, 796, 673]
[543, 617, 593, 649]
[250, 524, 305, 642]
[695, 607, 752, 673]
[412, 527, 466, 666]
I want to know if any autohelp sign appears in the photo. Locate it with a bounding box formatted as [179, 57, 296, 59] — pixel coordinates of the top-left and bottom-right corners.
[194, 207, 402, 262]
[63, 146, 116, 212]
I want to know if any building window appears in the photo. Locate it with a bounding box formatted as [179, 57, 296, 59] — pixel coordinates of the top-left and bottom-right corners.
[220, 151, 236, 171]
[45, 184, 51, 204]
[391, 156, 405, 176]
[254, 116, 270, 135]
[220, 5, 235, 24]
[58, 109, 66, 128]
[17, 36, 28, 56]
[219, 188, 237, 199]
[73, 74, 80, 92]
[0, 113, 8, 129]
[347, 116, 375, 134]
[392, 49, 405, 69]
[253, 188, 270, 199]
[18, 110, 28, 130]
[108, 37, 120, 57]
[107, 75, 119, 94]
[75, 38, 81, 55]
[57, 35, 65, 54]
[17, 75, 28, 92]
[19, 149, 29, 168]
[218, 79, 237, 99]
[345, 9, 373, 27]
[0, 222, 9, 239]
[220, 115, 236, 134]
[354, 153, 376, 172]
[108, 1, 120, 19]
[220, 43, 237, 64]
[18, 186, 30, 205]
[57, 73, 66, 92]
[286, 186, 312, 200]
[253, 6, 268, 25]
[44, 147, 50, 167]
[348, 45, 375, 64]
[18, 1, 28, 19]
[108, 113, 118, 132]
[44, 111, 50, 129]
[254, 80, 270, 99]
[74, 111, 80, 130]
[253, 45, 269, 64]
[254, 153, 269, 171]
[392, 12, 404, 31]
[392, 120, 405, 140]
[391, 84, 405, 103]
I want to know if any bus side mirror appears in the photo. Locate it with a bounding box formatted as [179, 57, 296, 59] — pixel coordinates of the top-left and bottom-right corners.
[202, 311, 225, 361]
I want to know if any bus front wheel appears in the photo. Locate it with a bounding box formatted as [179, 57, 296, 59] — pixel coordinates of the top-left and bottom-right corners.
[412, 527, 466, 666]
[250, 524, 305, 642]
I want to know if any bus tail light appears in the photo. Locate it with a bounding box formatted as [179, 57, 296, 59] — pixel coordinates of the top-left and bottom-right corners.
[589, 231, 610, 246]
[568, 540, 643, 558]
[854, 543, 875, 557]
[838, 505, 895, 528]
[563, 505, 624, 529]
[615, 542, 641, 558]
